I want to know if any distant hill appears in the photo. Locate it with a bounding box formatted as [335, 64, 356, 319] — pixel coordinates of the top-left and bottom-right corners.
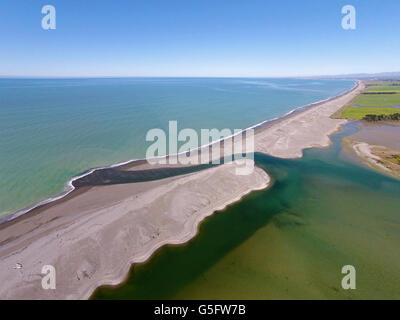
[308, 72, 400, 80]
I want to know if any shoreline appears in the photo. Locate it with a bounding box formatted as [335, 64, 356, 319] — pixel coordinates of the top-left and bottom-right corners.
[254, 80, 363, 158]
[0, 80, 364, 300]
[0, 162, 270, 299]
[86, 169, 271, 299]
[342, 122, 400, 180]
[1, 80, 358, 224]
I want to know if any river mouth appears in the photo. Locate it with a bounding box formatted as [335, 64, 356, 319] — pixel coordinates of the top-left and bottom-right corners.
[92, 122, 400, 300]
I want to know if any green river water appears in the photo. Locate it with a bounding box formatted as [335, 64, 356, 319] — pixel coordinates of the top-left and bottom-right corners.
[93, 122, 400, 299]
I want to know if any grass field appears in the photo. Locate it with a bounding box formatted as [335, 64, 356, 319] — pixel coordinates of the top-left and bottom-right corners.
[341, 106, 400, 119]
[365, 86, 400, 93]
[352, 94, 400, 107]
[340, 82, 400, 119]
[365, 80, 400, 87]
[351, 82, 400, 107]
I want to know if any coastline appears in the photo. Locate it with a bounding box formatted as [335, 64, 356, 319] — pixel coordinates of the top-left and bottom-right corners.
[0, 162, 270, 299]
[254, 80, 364, 158]
[342, 122, 400, 180]
[1, 80, 358, 224]
[0, 80, 364, 300]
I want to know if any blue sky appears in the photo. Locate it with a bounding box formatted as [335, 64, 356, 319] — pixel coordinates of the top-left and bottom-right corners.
[0, 0, 399, 77]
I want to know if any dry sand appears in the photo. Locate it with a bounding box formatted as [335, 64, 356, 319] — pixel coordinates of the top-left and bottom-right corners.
[254, 81, 365, 157]
[353, 142, 390, 171]
[0, 80, 363, 299]
[0, 162, 269, 299]
[344, 138, 400, 179]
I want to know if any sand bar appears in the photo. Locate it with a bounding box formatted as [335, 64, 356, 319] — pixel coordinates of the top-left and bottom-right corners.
[254, 80, 365, 157]
[0, 162, 269, 299]
[0, 81, 363, 299]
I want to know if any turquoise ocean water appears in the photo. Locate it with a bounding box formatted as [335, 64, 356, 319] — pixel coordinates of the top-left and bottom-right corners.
[0, 78, 354, 219]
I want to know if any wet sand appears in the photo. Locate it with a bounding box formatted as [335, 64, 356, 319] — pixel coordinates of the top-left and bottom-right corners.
[0, 81, 363, 299]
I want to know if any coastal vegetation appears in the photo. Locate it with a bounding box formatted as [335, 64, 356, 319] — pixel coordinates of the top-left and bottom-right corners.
[365, 80, 400, 88]
[341, 107, 400, 120]
[363, 113, 400, 122]
[352, 83, 400, 107]
[343, 136, 400, 180]
[341, 81, 400, 119]
[388, 154, 400, 165]
[352, 92, 400, 107]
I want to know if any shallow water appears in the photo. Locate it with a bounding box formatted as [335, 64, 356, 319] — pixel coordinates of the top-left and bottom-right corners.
[352, 122, 400, 150]
[0, 78, 354, 218]
[93, 122, 400, 300]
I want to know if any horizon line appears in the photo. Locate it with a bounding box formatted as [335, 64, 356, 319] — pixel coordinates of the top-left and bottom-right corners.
[1, 70, 399, 80]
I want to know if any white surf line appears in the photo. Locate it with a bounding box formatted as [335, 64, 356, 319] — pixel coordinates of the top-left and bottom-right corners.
[1, 80, 358, 224]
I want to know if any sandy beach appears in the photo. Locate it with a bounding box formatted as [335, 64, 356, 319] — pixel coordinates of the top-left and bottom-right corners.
[254, 80, 364, 157]
[0, 80, 364, 300]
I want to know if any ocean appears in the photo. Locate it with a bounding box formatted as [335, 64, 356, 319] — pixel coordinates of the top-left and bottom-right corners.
[0, 77, 355, 219]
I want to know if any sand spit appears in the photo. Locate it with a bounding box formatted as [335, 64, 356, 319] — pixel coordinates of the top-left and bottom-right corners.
[344, 139, 400, 179]
[254, 81, 365, 158]
[353, 142, 390, 171]
[0, 80, 364, 299]
[0, 162, 269, 299]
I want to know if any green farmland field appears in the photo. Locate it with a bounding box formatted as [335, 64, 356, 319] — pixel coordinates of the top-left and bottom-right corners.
[352, 92, 400, 107]
[365, 86, 400, 93]
[350, 84, 400, 107]
[341, 106, 400, 119]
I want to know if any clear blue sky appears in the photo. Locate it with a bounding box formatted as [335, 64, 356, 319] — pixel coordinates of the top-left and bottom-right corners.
[0, 0, 399, 77]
